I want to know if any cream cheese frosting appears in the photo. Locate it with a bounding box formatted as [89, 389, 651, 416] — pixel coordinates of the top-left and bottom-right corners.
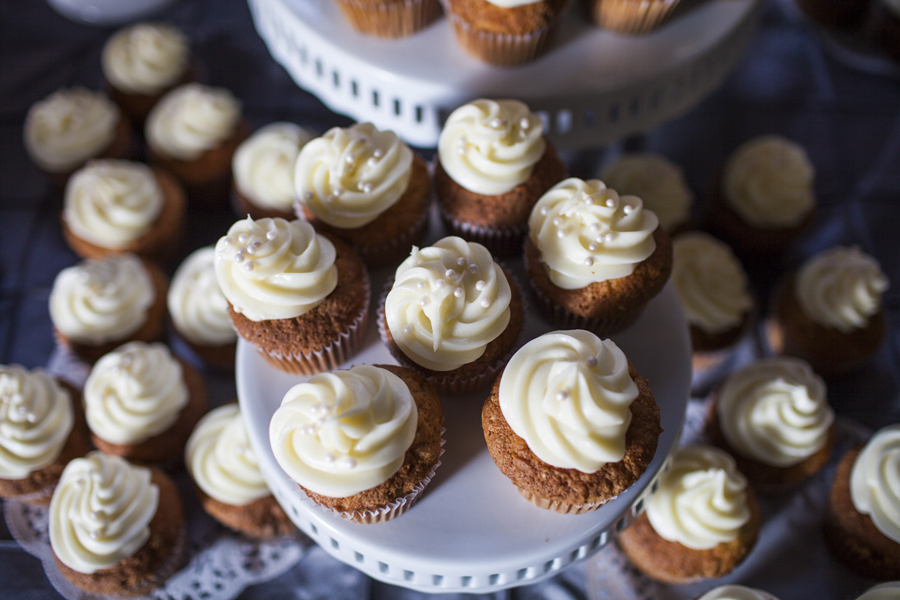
[24, 87, 120, 173]
[672, 232, 752, 334]
[385, 236, 511, 372]
[168, 246, 236, 346]
[295, 122, 413, 228]
[214, 217, 337, 322]
[234, 122, 313, 211]
[646, 444, 751, 550]
[850, 424, 900, 544]
[528, 177, 658, 289]
[63, 160, 163, 248]
[855, 582, 900, 600]
[498, 330, 638, 473]
[438, 98, 545, 196]
[146, 83, 241, 161]
[49, 451, 159, 574]
[722, 135, 814, 229]
[101, 23, 188, 96]
[0, 366, 74, 480]
[795, 246, 889, 333]
[718, 357, 832, 467]
[601, 153, 693, 233]
[270, 365, 418, 498]
[49, 254, 155, 345]
[84, 342, 188, 445]
[185, 404, 268, 506]
[697, 585, 780, 600]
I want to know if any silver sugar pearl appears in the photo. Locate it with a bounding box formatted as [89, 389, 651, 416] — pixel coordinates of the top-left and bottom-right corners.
[367, 157, 378, 167]
[557, 229, 567, 238]
[586, 356, 599, 368]
[588, 243, 599, 252]
[244, 261, 255, 272]
[363, 183, 373, 194]
[606, 199, 616, 208]
[468, 264, 478, 274]
[238, 233, 249, 244]
[457, 257, 467, 266]
[403, 325, 413, 335]
[480, 297, 491, 308]
[584, 257, 594, 267]
[434, 279, 447, 289]
[556, 390, 569, 402]
[475, 280, 486, 291]
[445, 269, 456, 278]
[490, 118, 502, 128]
[223, 236, 234, 246]
[539, 206, 550, 216]
[346, 154, 356, 164]
[589, 223, 601, 234]
[605, 233, 615, 243]
[343, 458, 357, 469]
[454, 287, 464, 298]
[623, 205, 634, 215]
[234, 252, 245, 264]
[520, 117, 530, 130]
[552, 217, 563, 227]
[267, 230, 277, 240]
[419, 296, 430, 307]
[373, 149, 384, 158]
[417, 281, 426, 290]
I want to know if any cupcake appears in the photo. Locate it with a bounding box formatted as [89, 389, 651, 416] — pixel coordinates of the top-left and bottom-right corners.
[794, 0, 871, 28]
[696, 586, 780, 600]
[294, 122, 431, 266]
[855, 582, 900, 599]
[146, 83, 250, 206]
[185, 403, 293, 538]
[707, 357, 834, 488]
[618, 444, 759, 584]
[61, 159, 186, 262]
[434, 98, 566, 256]
[824, 424, 900, 580]
[336, 0, 443, 37]
[0, 365, 91, 505]
[49, 451, 185, 596]
[101, 22, 192, 126]
[767, 246, 889, 377]
[24, 87, 133, 189]
[380, 236, 524, 394]
[708, 135, 815, 259]
[442, 0, 571, 66]
[582, 0, 681, 34]
[84, 341, 208, 466]
[270, 364, 443, 524]
[482, 330, 662, 513]
[525, 177, 672, 336]
[49, 253, 169, 364]
[215, 217, 369, 375]
[232, 122, 315, 221]
[600, 153, 693, 235]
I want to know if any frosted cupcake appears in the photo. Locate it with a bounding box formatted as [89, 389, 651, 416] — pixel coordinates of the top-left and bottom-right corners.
[0, 365, 90, 505]
[215, 217, 369, 375]
[232, 122, 315, 221]
[380, 236, 524, 394]
[435, 98, 566, 256]
[49, 451, 185, 596]
[601, 153, 693, 234]
[186, 404, 293, 538]
[482, 330, 661, 513]
[168, 246, 237, 370]
[696, 586, 780, 600]
[767, 246, 889, 377]
[270, 364, 443, 524]
[707, 357, 834, 487]
[525, 177, 672, 336]
[336, 0, 443, 37]
[61, 159, 186, 262]
[618, 444, 759, 584]
[84, 342, 208, 466]
[49, 253, 169, 364]
[295, 122, 431, 266]
[24, 87, 133, 188]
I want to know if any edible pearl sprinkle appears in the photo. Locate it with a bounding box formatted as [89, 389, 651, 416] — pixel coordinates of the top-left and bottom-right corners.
[584, 257, 594, 266]
[363, 183, 373, 193]
[552, 217, 563, 227]
[346, 154, 356, 164]
[304, 191, 314, 200]
[26, 413, 36, 423]
[454, 287, 464, 298]
[540, 206, 550, 216]
[556, 391, 569, 401]
[244, 261, 255, 272]
[557, 229, 567, 238]
[587, 356, 599, 368]
[326, 195, 337, 204]
[90, 511, 102, 520]
[238, 233, 249, 244]
[434, 279, 447, 289]
[605, 233, 615, 243]
[343, 458, 357, 469]
[403, 325, 413, 335]
[606, 199, 616, 208]
[588, 243, 599, 252]
[373, 149, 384, 158]
[234, 252, 245, 263]
[419, 296, 430, 306]
[89, 530, 101, 540]
[367, 157, 377, 167]
[457, 257, 467, 266]
[520, 117, 530, 129]
[267, 230, 277, 240]
[468, 264, 478, 274]
[417, 281, 425, 289]
[445, 269, 456, 278]
[480, 297, 491, 308]
[490, 118, 502, 128]
[223, 236, 233, 246]
[589, 223, 601, 234]
[623, 205, 633, 214]
[325, 454, 336, 463]
[475, 281, 486, 291]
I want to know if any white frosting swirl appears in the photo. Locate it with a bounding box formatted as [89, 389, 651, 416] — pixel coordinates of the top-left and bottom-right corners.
[438, 99, 545, 196]
[24, 88, 120, 173]
[168, 247, 236, 346]
[84, 342, 188, 445]
[101, 23, 188, 96]
[697, 585, 780, 600]
[295, 122, 413, 228]
[185, 404, 268, 506]
[646, 444, 751, 550]
[528, 178, 659, 289]
[723, 135, 814, 229]
[795, 246, 889, 333]
[498, 330, 638, 472]
[672, 232, 752, 334]
[146, 83, 240, 161]
[601, 153, 693, 232]
[233, 122, 313, 211]
[850, 424, 900, 544]
[49, 254, 155, 345]
[0, 366, 74, 479]
[855, 582, 900, 600]
[718, 358, 833, 467]
[270, 365, 418, 498]
[385, 236, 511, 372]
[214, 217, 337, 322]
[49, 452, 158, 574]
[63, 160, 163, 248]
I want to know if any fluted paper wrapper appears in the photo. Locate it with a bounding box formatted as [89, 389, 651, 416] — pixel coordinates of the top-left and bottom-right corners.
[518, 487, 613, 514]
[337, 0, 443, 38]
[585, 0, 680, 34]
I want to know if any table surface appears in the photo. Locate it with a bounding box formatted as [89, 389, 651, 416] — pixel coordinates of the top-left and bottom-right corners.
[0, 0, 898, 599]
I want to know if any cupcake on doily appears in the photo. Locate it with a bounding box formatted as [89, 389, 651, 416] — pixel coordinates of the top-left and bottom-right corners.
[270, 364, 444, 524]
[336, 0, 443, 38]
[582, 0, 681, 34]
[482, 330, 661, 513]
[0, 365, 91, 505]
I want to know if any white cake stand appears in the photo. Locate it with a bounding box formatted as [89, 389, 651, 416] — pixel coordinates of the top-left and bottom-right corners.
[247, 0, 762, 149]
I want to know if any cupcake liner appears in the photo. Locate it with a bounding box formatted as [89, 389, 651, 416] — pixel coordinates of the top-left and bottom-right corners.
[356, 200, 431, 267]
[527, 276, 646, 338]
[585, 0, 680, 34]
[337, 0, 443, 38]
[517, 487, 614, 514]
[436, 197, 528, 257]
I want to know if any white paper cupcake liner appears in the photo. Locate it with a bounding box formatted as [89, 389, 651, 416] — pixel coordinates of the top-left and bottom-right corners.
[518, 487, 615, 515]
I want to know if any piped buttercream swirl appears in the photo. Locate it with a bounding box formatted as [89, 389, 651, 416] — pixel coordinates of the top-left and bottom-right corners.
[234, 122, 313, 211]
[601, 153, 693, 233]
[146, 83, 240, 161]
[168, 246, 236, 346]
[101, 23, 188, 96]
[850, 424, 900, 544]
